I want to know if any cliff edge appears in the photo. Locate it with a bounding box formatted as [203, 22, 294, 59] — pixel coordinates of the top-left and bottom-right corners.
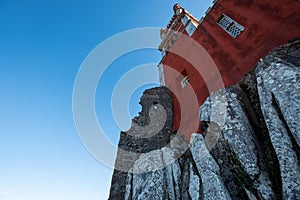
[109, 38, 300, 200]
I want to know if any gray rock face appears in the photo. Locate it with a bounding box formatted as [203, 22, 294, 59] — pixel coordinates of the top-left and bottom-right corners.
[255, 39, 300, 200]
[109, 86, 176, 200]
[125, 147, 183, 200]
[109, 39, 300, 200]
[256, 45, 300, 147]
[200, 86, 260, 179]
[189, 162, 201, 200]
[190, 133, 232, 200]
[199, 86, 274, 199]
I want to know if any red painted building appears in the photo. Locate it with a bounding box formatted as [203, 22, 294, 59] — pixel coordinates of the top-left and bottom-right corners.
[158, 1, 300, 141]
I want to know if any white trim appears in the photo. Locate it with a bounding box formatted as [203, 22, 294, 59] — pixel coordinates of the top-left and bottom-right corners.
[158, 63, 166, 86]
[217, 14, 245, 38]
[186, 21, 197, 36]
[181, 76, 190, 88]
[181, 15, 190, 26]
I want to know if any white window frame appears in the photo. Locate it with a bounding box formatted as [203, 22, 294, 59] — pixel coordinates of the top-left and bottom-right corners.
[181, 76, 190, 88]
[217, 14, 244, 38]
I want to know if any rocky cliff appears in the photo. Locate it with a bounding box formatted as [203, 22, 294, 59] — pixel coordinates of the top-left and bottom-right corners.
[109, 38, 300, 200]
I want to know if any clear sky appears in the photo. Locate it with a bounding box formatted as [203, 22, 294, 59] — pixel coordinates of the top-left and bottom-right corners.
[0, 1, 212, 199]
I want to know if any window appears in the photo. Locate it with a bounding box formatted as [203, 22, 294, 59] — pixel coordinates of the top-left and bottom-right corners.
[181, 15, 190, 26]
[181, 15, 197, 36]
[177, 69, 189, 88]
[153, 102, 158, 109]
[181, 76, 190, 88]
[186, 21, 197, 36]
[217, 14, 244, 38]
[176, 69, 189, 89]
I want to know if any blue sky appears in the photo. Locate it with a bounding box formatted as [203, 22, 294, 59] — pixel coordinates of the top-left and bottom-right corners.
[0, 1, 212, 199]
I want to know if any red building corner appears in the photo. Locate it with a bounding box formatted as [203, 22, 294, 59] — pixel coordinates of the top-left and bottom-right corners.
[158, 1, 300, 141]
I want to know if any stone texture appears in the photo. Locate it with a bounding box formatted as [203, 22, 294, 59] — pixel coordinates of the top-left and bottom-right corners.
[200, 87, 260, 178]
[255, 38, 300, 200]
[109, 38, 300, 200]
[199, 86, 274, 199]
[109, 86, 175, 200]
[190, 133, 232, 200]
[189, 162, 201, 200]
[125, 147, 183, 199]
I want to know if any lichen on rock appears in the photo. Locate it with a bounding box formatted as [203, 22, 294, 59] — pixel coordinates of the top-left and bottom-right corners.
[109, 38, 300, 200]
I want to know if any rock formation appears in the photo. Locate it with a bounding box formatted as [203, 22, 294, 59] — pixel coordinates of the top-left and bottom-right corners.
[109, 38, 300, 200]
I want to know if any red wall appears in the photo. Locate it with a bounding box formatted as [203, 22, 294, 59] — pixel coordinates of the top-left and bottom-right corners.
[160, 0, 300, 141]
